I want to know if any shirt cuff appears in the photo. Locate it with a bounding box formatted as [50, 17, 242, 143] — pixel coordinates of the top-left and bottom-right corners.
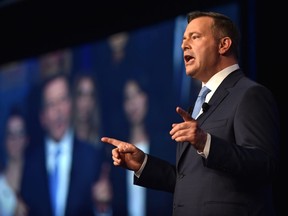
[134, 154, 148, 178]
[197, 133, 211, 158]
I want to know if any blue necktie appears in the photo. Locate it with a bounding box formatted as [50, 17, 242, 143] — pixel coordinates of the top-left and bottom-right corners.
[192, 86, 210, 119]
[50, 148, 61, 216]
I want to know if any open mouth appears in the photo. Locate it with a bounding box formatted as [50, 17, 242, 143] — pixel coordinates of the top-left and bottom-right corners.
[184, 54, 194, 63]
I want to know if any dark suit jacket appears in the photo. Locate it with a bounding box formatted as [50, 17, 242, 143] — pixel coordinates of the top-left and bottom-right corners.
[135, 70, 280, 216]
[20, 135, 105, 216]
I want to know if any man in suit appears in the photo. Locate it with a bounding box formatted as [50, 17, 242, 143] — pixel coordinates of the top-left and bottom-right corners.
[101, 11, 280, 216]
[20, 73, 109, 216]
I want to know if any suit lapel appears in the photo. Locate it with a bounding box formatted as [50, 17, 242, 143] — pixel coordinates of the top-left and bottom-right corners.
[197, 70, 244, 124]
[177, 70, 244, 167]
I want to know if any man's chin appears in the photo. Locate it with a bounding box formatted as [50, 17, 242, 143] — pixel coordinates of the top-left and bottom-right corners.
[51, 131, 66, 142]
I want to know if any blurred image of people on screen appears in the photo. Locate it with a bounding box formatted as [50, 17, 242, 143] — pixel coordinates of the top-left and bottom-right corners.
[20, 73, 111, 216]
[71, 72, 102, 149]
[109, 75, 174, 216]
[0, 106, 29, 216]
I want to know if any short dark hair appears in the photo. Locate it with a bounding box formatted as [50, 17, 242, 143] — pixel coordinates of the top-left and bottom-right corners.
[187, 11, 240, 59]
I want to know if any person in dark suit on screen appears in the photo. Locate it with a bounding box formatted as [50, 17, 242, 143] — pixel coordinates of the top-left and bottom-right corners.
[20, 73, 110, 216]
[101, 11, 280, 216]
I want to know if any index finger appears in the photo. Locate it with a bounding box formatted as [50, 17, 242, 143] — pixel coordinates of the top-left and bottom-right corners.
[176, 106, 193, 121]
[101, 137, 126, 148]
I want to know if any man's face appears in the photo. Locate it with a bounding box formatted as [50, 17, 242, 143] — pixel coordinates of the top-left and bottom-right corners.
[181, 16, 219, 82]
[41, 77, 71, 141]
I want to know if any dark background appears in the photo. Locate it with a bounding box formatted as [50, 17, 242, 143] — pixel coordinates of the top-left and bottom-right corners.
[0, 0, 285, 215]
[0, 0, 283, 100]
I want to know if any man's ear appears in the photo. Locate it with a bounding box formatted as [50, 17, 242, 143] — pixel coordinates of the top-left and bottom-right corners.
[218, 37, 232, 54]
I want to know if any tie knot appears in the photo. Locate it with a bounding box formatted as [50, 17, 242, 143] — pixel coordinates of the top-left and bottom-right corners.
[199, 86, 210, 98]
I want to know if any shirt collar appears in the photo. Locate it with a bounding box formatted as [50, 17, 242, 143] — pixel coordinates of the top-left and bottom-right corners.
[204, 64, 240, 93]
[46, 128, 74, 154]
